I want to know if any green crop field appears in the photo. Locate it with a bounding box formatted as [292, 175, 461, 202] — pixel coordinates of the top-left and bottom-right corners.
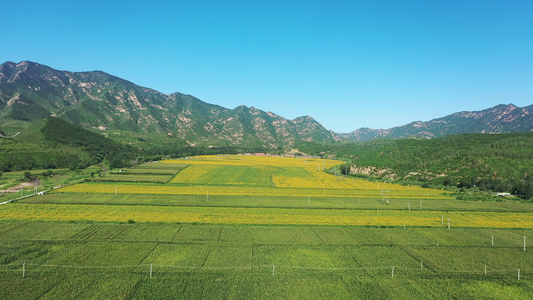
[99, 174, 175, 183]
[170, 164, 279, 186]
[2, 155, 533, 299]
[120, 162, 188, 174]
[1, 223, 533, 299]
[95, 161, 188, 183]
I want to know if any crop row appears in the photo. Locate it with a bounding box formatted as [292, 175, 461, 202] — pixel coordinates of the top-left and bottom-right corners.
[99, 174, 174, 183]
[57, 183, 448, 199]
[25, 193, 533, 212]
[2, 222, 531, 247]
[129, 162, 188, 170]
[4, 271, 533, 300]
[162, 155, 341, 169]
[2, 204, 533, 228]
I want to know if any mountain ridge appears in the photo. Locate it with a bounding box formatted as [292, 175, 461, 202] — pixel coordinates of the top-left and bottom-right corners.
[2, 61, 532, 146]
[340, 103, 533, 141]
[0, 61, 339, 148]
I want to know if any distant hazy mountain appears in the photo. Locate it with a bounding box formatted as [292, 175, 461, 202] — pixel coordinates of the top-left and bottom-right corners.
[340, 104, 533, 142]
[0, 61, 339, 148]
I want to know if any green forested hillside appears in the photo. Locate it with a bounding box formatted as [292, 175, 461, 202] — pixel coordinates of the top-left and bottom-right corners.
[40, 117, 126, 161]
[1, 117, 134, 171]
[1, 117, 273, 172]
[0, 138, 87, 171]
[299, 133, 533, 198]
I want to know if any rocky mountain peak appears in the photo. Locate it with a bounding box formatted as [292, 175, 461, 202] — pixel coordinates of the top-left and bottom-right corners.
[0, 61, 339, 148]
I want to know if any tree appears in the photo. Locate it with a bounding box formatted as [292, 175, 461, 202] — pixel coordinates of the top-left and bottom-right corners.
[523, 176, 533, 200]
[69, 163, 79, 172]
[340, 163, 351, 176]
[109, 156, 125, 169]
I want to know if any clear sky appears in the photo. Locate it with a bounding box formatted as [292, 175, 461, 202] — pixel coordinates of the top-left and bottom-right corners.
[2, 0, 532, 132]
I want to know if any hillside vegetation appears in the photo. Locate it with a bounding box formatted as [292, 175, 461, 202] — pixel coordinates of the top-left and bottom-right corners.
[1, 117, 278, 172]
[0, 61, 338, 148]
[0, 117, 134, 171]
[299, 132, 533, 199]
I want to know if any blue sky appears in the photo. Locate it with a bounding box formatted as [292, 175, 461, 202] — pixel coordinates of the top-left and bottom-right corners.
[2, 0, 532, 132]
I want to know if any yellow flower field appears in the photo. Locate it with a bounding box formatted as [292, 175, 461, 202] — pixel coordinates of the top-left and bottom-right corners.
[91, 155, 449, 198]
[162, 155, 341, 168]
[2, 204, 532, 228]
[57, 183, 448, 199]
[57, 154, 451, 199]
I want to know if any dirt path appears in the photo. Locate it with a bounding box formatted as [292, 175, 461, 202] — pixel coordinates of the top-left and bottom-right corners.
[0, 179, 41, 194]
[0, 179, 42, 205]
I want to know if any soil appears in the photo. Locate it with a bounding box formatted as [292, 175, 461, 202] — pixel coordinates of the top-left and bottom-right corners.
[0, 179, 41, 194]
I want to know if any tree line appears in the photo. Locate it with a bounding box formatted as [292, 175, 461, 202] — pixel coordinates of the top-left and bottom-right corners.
[298, 133, 533, 199]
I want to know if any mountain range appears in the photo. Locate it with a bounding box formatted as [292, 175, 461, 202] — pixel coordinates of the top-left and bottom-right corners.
[0, 61, 338, 148]
[1, 61, 532, 147]
[340, 104, 533, 141]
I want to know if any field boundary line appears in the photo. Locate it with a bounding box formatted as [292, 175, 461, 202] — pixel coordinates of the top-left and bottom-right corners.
[170, 225, 183, 241]
[3, 263, 527, 273]
[0, 189, 52, 205]
[1, 263, 529, 279]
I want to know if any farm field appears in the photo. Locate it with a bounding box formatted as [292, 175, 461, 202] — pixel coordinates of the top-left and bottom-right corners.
[2, 203, 533, 228]
[1, 223, 533, 299]
[2, 155, 533, 299]
[97, 162, 188, 183]
[22, 193, 533, 211]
